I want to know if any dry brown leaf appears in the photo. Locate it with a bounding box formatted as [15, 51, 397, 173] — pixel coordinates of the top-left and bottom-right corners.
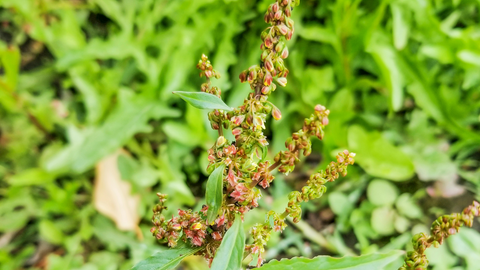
[94, 150, 142, 238]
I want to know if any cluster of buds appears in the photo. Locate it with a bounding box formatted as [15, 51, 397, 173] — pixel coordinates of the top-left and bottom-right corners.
[272, 105, 331, 175]
[197, 54, 221, 97]
[246, 151, 355, 267]
[286, 150, 356, 222]
[150, 193, 209, 247]
[399, 201, 480, 270]
[152, 0, 355, 267]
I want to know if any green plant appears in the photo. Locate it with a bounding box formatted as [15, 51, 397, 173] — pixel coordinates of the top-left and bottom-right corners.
[132, 0, 480, 269]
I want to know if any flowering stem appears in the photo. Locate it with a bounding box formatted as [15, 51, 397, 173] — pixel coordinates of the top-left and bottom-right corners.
[218, 125, 223, 137]
[268, 160, 281, 171]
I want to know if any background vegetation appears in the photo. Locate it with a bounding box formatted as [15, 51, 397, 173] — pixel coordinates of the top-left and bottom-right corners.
[1, 0, 479, 269]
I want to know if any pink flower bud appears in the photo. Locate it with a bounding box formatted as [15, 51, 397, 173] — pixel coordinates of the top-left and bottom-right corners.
[274, 10, 282, 20]
[239, 71, 247, 83]
[276, 77, 287, 87]
[232, 128, 242, 136]
[281, 47, 289, 59]
[277, 23, 289, 35]
[285, 6, 291, 17]
[286, 17, 294, 27]
[265, 58, 274, 72]
[231, 115, 245, 125]
[205, 70, 212, 78]
[258, 137, 268, 146]
[286, 29, 293, 40]
[216, 136, 227, 147]
[212, 231, 222, 241]
[261, 86, 271, 95]
[264, 36, 273, 48]
[272, 107, 282, 120]
[264, 72, 273, 86]
[322, 117, 329, 126]
[253, 115, 265, 130]
[272, 2, 279, 12]
[315, 104, 325, 112]
[172, 223, 182, 231]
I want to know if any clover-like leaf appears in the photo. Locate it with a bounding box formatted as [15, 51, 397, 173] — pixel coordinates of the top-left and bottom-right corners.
[210, 214, 245, 270]
[206, 164, 225, 224]
[173, 91, 233, 111]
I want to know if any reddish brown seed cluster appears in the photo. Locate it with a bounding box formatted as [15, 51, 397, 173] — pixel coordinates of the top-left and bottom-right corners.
[399, 201, 480, 270]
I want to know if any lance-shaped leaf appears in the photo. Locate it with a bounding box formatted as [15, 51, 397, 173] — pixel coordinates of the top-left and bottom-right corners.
[131, 243, 203, 270]
[257, 250, 404, 270]
[173, 91, 233, 111]
[210, 214, 245, 270]
[206, 164, 225, 224]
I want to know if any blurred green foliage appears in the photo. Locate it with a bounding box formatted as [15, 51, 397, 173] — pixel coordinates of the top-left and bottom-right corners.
[0, 0, 479, 269]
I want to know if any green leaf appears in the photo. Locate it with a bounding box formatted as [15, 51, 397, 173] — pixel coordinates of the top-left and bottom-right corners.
[173, 91, 233, 111]
[131, 243, 203, 270]
[0, 45, 20, 89]
[366, 179, 399, 206]
[206, 164, 225, 224]
[371, 206, 396, 236]
[45, 93, 179, 174]
[39, 219, 65, 245]
[8, 168, 55, 186]
[258, 250, 404, 270]
[391, 3, 410, 50]
[210, 214, 245, 270]
[347, 125, 414, 181]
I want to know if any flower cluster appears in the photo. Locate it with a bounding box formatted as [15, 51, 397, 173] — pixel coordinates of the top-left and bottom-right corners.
[150, 193, 209, 247]
[399, 201, 480, 270]
[150, 0, 356, 267]
[197, 54, 221, 97]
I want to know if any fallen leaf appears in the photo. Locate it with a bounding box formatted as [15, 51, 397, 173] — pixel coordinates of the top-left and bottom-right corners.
[94, 150, 141, 237]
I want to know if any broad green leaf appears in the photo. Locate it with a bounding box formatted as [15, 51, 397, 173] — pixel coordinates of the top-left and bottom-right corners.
[173, 91, 233, 111]
[45, 93, 179, 173]
[131, 243, 203, 270]
[206, 164, 226, 224]
[347, 125, 414, 181]
[258, 250, 404, 270]
[211, 214, 245, 270]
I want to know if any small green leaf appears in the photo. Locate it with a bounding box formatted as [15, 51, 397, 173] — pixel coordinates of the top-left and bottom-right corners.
[131, 243, 203, 270]
[173, 91, 233, 111]
[258, 250, 404, 270]
[211, 214, 245, 270]
[39, 219, 65, 245]
[366, 179, 399, 206]
[206, 164, 225, 224]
